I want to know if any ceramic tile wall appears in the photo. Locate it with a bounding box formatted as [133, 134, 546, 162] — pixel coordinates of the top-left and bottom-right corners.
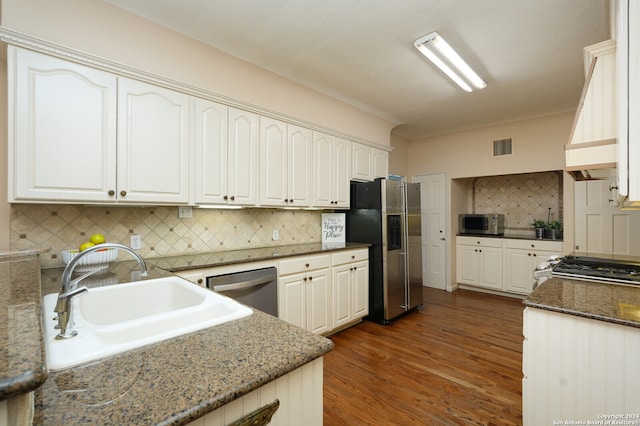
[469, 171, 563, 237]
[10, 205, 322, 269]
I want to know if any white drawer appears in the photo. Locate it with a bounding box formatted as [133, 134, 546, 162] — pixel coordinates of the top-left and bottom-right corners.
[332, 248, 368, 266]
[278, 254, 331, 275]
[457, 235, 504, 248]
[504, 239, 563, 252]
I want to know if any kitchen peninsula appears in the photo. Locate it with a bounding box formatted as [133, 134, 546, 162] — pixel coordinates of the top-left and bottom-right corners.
[522, 277, 640, 425]
[0, 243, 380, 425]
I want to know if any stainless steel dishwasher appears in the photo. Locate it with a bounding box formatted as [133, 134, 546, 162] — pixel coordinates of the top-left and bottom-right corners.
[206, 267, 278, 317]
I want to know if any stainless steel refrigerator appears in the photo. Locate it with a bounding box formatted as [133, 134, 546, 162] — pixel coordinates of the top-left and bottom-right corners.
[347, 178, 422, 324]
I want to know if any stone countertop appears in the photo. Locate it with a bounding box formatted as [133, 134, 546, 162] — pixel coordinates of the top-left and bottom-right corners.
[30, 244, 346, 425]
[149, 242, 371, 272]
[457, 233, 563, 242]
[524, 277, 640, 328]
[33, 308, 332, 425]
[0, 251, 48, 401]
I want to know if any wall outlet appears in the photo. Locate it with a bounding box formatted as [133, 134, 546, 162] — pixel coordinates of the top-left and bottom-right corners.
[178, 206, 193, 219]
[272, 229, 279, 241]
[130, 234, 142, 250]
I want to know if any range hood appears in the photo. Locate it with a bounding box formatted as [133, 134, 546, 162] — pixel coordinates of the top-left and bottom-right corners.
[565, 40, 617, 181]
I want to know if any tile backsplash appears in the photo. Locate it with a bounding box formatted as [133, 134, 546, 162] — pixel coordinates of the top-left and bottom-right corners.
[469, 171, 563, 237]
[10, 204, 323, 269]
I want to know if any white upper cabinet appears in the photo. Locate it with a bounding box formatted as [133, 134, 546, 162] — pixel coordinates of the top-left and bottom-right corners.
[194, 100, 258, 205]
[8, 46, 117, 202]
[351, 143, 372, 181]
[8, 46, 190, 204]
[617, 0, 640, 207]
[117, 78, 190, 204]
[352, 142, 389, 182]
[372, 149, 389, 180]
[259, 117, 312, 207]
[312, 132, 351, 208]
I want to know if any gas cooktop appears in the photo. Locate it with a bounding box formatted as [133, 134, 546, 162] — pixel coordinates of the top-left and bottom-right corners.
[552, 255, 640, 285]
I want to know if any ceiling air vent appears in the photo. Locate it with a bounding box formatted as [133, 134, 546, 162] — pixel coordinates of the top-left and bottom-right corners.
[493, 138, 512, 156]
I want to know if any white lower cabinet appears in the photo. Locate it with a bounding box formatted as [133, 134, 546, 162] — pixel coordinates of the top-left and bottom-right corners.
[187, 357, 324, 426]
[523, 308, 640, 425]
[331, 249, 369, 330]
[456, 236, 503, 290]
[456, 236, 562, 295]
[278, 254, 332, 334]
[503, 240, 563, 294]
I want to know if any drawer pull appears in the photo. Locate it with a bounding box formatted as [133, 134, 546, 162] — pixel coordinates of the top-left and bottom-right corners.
[228, 399, 280, 426]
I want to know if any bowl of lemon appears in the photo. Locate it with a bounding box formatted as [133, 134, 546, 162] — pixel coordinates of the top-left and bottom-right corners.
[61, 234, 118, 272]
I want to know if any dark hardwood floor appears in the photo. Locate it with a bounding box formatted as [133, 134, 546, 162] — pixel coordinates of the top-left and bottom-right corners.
[323, 288, 524, 425]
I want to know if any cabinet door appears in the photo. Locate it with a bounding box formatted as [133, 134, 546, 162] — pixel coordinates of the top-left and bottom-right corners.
[278, 273, 306, 329]
[352, 261, 369, 319]
[504, 249, 532, 294]
[228, 108, 258, 205]
[194, 98, 228, 204]
[372, 149, 389, 179]
[259, 117, 288, 206]
[352, 143, 372, 181]
[332, 265, 352, 329]
[478, 247, 503, 290]
[9, 47, 117, 202]
[117, 77, 190, 203]
[312, 132, 334, 208]
[333, 137, 352, 208]
[288, 125, 313, 207]
[456, 245, 479, 285]
[306, 270, 331, 335]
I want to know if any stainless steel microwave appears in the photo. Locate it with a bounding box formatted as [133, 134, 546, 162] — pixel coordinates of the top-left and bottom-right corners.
[459, 213, 505, 235]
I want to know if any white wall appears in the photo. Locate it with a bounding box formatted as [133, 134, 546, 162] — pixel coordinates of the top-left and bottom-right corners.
[405, 112, 576, 287]
[389, 133, 409, 177]
[0, 0, 395, 146]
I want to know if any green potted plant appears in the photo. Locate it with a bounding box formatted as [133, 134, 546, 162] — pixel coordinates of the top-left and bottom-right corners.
[546, 220, 562, 240]
[531, 219, 547, 239]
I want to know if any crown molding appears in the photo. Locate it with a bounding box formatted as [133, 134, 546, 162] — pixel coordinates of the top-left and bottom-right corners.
[0, 26, 391, 152]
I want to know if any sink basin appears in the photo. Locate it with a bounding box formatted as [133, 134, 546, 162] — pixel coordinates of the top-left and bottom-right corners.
[42, 276, 253, 371]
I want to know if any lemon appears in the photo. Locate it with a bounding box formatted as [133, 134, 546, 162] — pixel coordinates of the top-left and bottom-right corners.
[79, 241, 95, 252]
[89, 233, 106, 245]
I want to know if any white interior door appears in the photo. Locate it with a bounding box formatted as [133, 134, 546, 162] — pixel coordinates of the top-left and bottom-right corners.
[574, 179, 640, 255]
[413, 174, 447, 290]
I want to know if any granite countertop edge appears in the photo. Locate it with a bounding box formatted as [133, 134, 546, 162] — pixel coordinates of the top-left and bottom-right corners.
[523, 277, 640, 329]
[0, 252, 48, 401]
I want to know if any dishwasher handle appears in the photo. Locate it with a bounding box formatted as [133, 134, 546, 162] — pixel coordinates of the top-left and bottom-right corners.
[211, 276, 274, 292]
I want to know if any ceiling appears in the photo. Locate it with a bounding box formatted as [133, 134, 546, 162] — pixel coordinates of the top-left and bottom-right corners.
[103, 0, 610, 140]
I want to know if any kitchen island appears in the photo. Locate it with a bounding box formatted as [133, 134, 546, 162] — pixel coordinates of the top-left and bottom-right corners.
[522, 277, 640, 426]
[0, 244, 358, 425]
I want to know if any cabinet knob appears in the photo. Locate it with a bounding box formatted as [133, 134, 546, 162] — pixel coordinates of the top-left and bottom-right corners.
[303, 277, 308, 281]
[223, 195, 228, 200]
[531, 244, 535, 248]
[353, 266, 357, 271]
[108, 190, 115, 196]
[197, 279, 203, 284]
[120, 190, 127, 197]
[284, 198, 288, 203]
[352, 255, 355, 259]
[305, 263, 310, 268]
[533, 253, 537, 257]
[477, 241, 480, 244]
[308, 276, 313, 281]
[230, 196, 235, 201]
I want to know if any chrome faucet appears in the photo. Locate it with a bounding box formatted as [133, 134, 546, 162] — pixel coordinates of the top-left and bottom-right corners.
[54, 243, 149, 339]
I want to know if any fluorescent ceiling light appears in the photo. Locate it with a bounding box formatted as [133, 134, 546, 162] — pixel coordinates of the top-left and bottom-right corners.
[414, 32, 486, 92]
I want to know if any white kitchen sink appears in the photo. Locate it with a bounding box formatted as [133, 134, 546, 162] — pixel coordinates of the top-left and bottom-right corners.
[42, 276, 253, 371]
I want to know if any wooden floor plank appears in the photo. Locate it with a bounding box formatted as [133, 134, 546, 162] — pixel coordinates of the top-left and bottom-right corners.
[323, 288, 523, 425]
